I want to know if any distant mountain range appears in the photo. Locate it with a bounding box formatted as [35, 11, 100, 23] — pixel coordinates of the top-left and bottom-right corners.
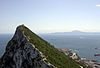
[49, 30, 100, 35]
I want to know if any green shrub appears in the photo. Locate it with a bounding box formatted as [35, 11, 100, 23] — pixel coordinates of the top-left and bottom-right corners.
[18, 25, 86, 68]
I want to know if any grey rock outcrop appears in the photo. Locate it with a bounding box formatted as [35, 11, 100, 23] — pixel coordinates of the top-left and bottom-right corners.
[0, 25, 55, 68]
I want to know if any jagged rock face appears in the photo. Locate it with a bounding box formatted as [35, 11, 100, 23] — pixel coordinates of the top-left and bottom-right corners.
[0, 26, 55, 68]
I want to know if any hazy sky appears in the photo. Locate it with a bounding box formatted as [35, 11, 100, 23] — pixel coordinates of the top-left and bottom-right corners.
[0, 0, 100, 33]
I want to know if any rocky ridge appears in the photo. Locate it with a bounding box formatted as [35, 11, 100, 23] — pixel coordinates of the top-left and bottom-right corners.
[0, 25, 55, 68]
[0, 25, 85, 68]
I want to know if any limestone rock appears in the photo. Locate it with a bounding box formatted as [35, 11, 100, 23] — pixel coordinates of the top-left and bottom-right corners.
[0, 25, 55, 68]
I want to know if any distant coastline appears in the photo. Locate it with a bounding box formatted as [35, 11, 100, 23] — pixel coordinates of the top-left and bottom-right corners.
[47, 30, 100, 35]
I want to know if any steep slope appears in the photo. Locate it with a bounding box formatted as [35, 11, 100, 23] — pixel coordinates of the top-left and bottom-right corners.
[0, 25, 84, 68]
[0, 25, 55, 68]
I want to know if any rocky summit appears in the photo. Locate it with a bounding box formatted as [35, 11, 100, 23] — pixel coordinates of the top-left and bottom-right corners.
[0, 25, 54, 68]
[0, 25, 85, 68]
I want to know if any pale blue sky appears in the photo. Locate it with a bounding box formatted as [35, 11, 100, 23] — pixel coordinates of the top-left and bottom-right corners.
[0, 0, 100, 33]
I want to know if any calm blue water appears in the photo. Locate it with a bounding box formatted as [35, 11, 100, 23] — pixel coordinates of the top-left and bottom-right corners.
[0, 34, 100, 61]
[40, 34, 100, 61]
[0, 34, 13, 57]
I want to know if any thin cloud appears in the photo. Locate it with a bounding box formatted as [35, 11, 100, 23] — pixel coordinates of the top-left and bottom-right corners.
[96, 5, 100, 7]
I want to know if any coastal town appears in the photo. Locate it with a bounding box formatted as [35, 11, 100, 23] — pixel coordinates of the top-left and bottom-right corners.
[58, 48, 100, 68]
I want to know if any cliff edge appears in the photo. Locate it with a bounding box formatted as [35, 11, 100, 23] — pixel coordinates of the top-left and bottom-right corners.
[0, 25, 83, 68]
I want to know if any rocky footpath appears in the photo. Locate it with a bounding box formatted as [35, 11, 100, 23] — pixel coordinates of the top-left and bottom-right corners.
[0, 25, 55, 68]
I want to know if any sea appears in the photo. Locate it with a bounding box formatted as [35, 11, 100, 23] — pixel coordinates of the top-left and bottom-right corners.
[0, 34, 100, 62]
